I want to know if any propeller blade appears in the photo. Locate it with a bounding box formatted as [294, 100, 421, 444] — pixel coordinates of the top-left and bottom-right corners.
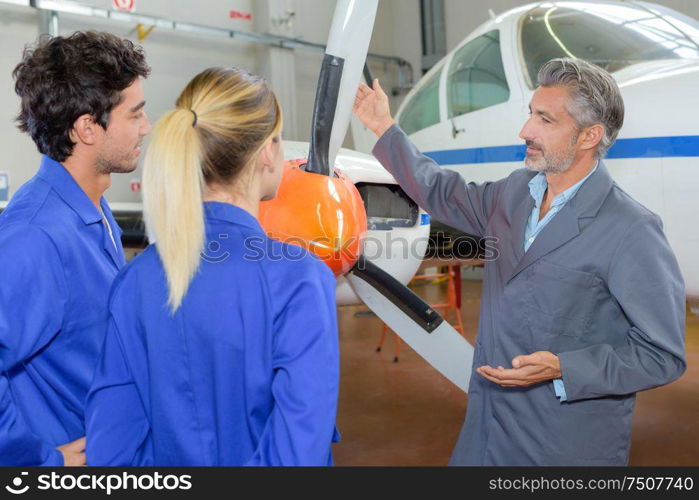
[306, 0, 379, 175]
[306, 55, 344, 176]
[347, 256, 474, 392]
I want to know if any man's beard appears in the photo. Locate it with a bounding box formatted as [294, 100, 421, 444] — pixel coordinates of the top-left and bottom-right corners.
[96, 159, 137, 174]
[96, 148, 139, 174]
[524, 133, 579, 174]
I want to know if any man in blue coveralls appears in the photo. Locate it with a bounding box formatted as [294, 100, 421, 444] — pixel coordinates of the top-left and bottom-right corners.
[0, 31, 151, 465]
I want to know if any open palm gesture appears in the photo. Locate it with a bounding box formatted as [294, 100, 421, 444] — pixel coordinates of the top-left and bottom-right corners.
[353, 78, 395, 138]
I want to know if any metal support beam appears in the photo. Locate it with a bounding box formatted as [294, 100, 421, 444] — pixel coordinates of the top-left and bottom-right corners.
[34, 0, 58, 36]
[255, 0, 298, 140]
[420, 0, 446, 73]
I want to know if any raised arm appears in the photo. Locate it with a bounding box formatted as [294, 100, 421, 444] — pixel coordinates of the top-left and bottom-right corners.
[354, 80, 499, 237]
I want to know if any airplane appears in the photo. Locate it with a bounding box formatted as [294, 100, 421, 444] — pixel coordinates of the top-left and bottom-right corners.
[354, 0, 699, 314]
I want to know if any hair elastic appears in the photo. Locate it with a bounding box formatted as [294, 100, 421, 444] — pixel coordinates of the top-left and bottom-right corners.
[189, 109, 198, 127]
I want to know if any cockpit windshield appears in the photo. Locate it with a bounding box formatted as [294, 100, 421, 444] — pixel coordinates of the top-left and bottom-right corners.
[520, 2, 699, 87]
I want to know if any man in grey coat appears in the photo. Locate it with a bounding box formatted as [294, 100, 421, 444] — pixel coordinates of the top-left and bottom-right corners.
[353, 58, 686, 466]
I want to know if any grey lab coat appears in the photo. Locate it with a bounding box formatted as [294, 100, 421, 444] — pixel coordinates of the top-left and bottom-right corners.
[373, 125, 686, 466]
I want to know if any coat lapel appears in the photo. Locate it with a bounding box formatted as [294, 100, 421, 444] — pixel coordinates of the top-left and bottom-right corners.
[507, 203, 580, 283]
[508, 195, 533, 267]
[505, 161, 615, 284]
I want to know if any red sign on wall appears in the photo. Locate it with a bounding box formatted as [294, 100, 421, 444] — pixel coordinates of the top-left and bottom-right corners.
[113, 0, 135, 13]
[230, 10, 252, 21]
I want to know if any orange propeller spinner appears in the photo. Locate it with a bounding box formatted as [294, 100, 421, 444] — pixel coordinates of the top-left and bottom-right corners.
[258, 159, 367, 276]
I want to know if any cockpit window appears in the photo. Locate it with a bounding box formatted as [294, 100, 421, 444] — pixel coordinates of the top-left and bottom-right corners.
[447, 30, 509, 118]
[520, 2, 699, 88]
[398, 64, 443, 136]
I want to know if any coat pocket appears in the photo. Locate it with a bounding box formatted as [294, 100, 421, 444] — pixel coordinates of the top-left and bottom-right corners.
[525, 260, 596, 320]
[522, 260, 601, 350]
[543, 394, 634, 463]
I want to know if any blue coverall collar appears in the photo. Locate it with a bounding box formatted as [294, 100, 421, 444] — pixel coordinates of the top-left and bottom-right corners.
[203, 201, 264, 233]
[36, 155, 105, 225]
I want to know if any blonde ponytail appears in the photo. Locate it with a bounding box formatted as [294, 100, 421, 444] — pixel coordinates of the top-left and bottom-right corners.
[142, 66, 282, 313]
[142, 108, 205, 312]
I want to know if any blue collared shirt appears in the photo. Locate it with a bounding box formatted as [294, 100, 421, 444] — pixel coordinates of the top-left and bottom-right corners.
[0, 155, 125, 465]
[86, 202, 340, 465]
[524, 164, 597, 401]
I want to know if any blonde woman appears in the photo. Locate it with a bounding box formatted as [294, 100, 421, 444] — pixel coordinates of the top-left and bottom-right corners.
[85, 67, 340, 466]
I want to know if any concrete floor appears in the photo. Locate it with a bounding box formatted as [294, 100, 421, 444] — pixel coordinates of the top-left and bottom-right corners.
[333, 277, 699, 466]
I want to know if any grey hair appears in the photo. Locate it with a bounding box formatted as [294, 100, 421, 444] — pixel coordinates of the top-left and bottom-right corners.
[537, 58, 624, 159]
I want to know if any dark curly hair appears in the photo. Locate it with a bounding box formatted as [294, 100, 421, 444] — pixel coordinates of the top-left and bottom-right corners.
[13, 31, 151, 162]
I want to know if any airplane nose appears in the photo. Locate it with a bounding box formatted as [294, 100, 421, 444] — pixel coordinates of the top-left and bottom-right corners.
[258, 159, 367, 276]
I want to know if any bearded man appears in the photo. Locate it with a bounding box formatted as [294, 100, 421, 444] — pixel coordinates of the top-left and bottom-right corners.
[353, 57, 686, 465]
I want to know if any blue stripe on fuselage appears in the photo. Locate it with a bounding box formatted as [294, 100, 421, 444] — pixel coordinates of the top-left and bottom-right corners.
[423, 135, 699, 165]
